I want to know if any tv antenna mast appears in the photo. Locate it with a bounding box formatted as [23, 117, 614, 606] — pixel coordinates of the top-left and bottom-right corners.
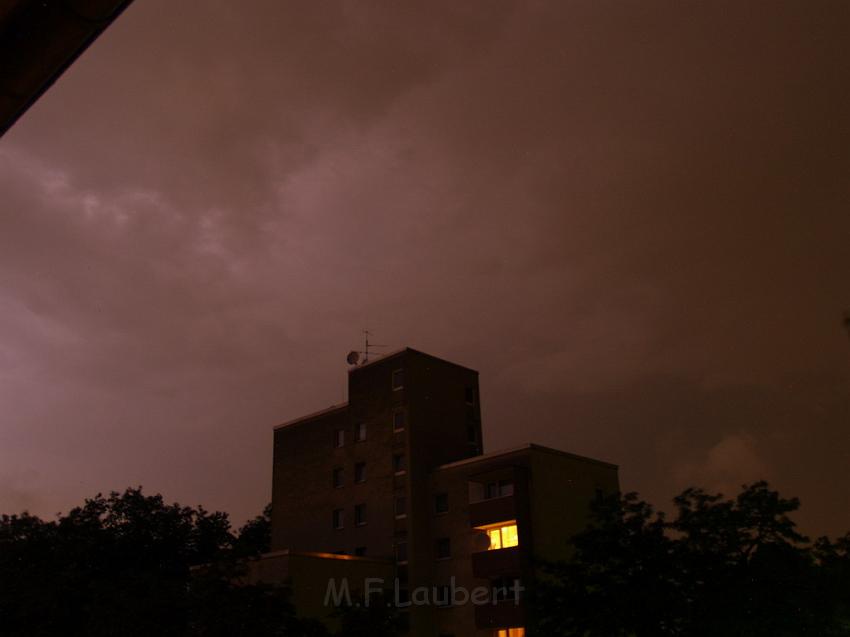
[346, 330, 387, 366]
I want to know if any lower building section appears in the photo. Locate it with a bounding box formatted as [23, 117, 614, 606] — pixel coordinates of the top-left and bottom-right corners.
[244, 550, 395, 625]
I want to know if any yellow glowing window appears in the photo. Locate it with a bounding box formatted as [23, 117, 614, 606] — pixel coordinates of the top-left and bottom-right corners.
[496, 628, 525, 637]
[481, 521, 519, 551]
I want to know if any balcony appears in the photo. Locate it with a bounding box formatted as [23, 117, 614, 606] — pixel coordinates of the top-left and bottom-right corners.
[475, 599, 525, 630]
[471, 545, 521, 578]
[469, 494, 517, 528]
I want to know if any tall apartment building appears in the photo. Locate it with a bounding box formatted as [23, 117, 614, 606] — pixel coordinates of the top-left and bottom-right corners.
[260, 348, 619, 637]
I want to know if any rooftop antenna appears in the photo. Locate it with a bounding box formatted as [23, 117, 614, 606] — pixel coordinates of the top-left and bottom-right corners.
[346, 330, 387, 366]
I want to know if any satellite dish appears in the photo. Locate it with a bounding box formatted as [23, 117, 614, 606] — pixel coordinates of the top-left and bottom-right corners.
[346, 351, 360, 365]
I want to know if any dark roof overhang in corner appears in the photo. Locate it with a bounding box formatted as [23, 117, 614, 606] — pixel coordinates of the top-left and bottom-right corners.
[0, 0, 133, 138]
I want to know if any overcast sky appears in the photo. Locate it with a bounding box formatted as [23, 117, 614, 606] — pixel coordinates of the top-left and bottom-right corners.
[1, 0, 848, 537]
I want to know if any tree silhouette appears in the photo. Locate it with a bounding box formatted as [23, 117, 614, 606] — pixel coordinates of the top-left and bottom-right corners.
[0, 489, 318, 636]
[531, 482, 850, 636]
[233, 503, 272, 557]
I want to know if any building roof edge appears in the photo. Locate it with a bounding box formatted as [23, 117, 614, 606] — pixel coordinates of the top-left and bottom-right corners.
[434, 443, 619, 472]
[273, 402, 348, 430]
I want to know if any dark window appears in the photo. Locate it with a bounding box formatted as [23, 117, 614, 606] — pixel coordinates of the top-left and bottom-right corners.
[355, 422, 367, 442]
[434, 493, 449, 514]
[491, 577, 522, 602]
[354, 462, 366, 483]
[466, 424, 477, 444]
[397, 564, 409, 583]
[486, 480, 514, 499]
[354, 546, 367, 556]
[392, 368, 404, 390]
[395, 496, 406, 517]
[334, 429, 345, 448]
[435, 585, 451, 607]
[393, 410, 405, 431]
[464, 386, 475, 404]
[393, 453, 406, 474]
[332, 467, 344, 488]
[396, 541, 408, 563]
[354, 503, 366, 526]
[332, 509, 343, 529]
[436, 537, 451, 560]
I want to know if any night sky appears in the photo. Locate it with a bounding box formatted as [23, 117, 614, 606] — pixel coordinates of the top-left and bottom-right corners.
[1, 1, 848, 537]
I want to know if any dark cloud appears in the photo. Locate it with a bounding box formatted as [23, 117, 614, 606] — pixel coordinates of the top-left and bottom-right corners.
[1, 0, 848, 535]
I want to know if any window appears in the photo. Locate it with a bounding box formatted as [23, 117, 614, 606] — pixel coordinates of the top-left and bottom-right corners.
[395, 496, 407, 518]
[332, 508, 344, 529]
[392, 410, 405, 431]
[478, 521, 519, 551]
[491, 577, 522, 602]
[396, 541, 408, 563]
[332, 467, 344, 488]
[485, 480, 514, 499]
[464, 386, 475, 404]
[355, 422, 367, 442]
[354, 503, 366, 526]
[467, 424, 477, 444]
[391, 368, 404, 390]
[334, 429, 345, 448]
[496, 629, 525, 637]
[393, 453, 406, 474]
[435, 537, 451, 560]
[354, 462, 366, 483]
[354, 546, 367, 556]
[434, 493, 449, 514]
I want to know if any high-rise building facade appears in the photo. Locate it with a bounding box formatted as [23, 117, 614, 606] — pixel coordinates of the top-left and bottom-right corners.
[261, 348, 619, 636]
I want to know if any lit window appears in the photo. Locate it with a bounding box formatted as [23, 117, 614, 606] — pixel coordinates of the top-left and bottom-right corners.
[354, 462, 366, 483]
[496, 628, 525, 637]
[393, 410, 405, 431]
[392, 368, 404, 390]
[355, 422, 367, 442]
[334, 429, 345, 448]
[477, 521, 519, 551]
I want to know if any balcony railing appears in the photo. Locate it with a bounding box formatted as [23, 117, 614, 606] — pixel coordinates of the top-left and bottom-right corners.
[474, 598, 525, 630]
[471, 545, 521, 578]
[469, 494, 517, 528]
